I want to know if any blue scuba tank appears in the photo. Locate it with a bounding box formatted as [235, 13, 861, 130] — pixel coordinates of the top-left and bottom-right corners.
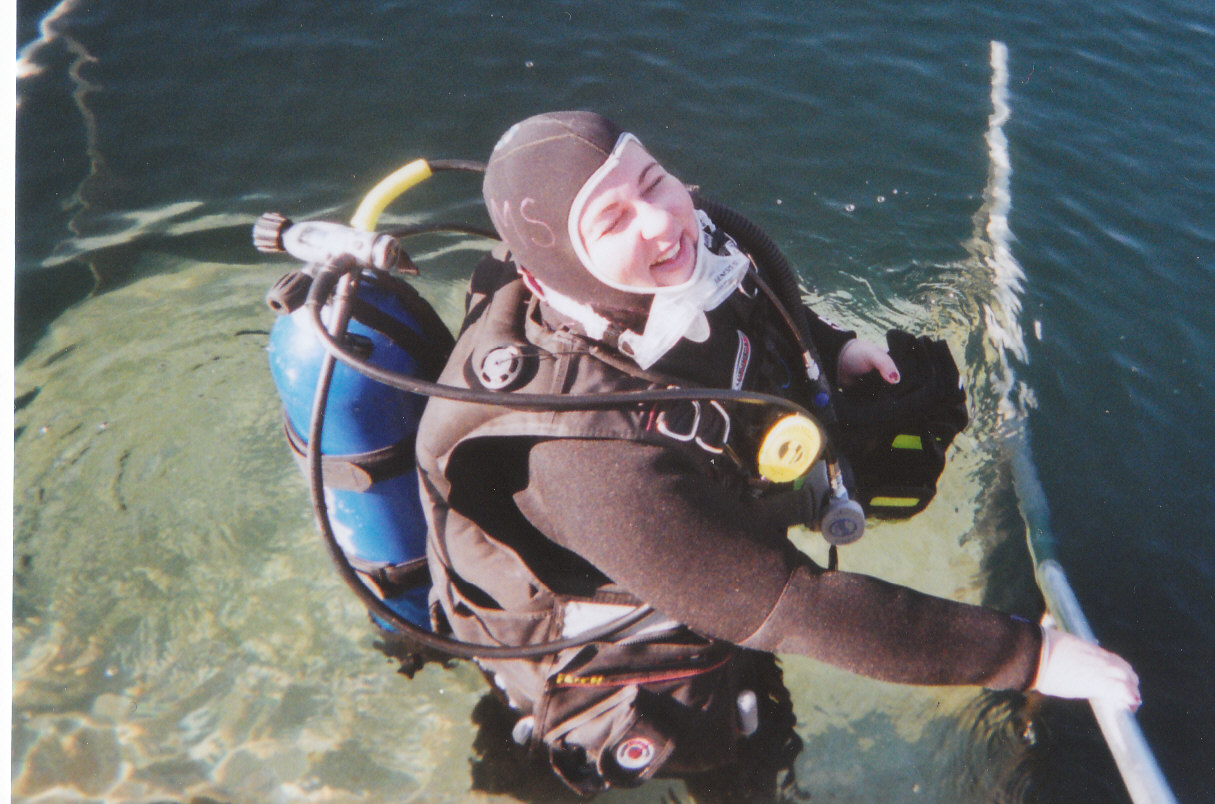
[266, 270, 451, 630]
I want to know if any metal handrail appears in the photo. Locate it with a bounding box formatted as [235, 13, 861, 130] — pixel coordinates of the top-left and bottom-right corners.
[1009, 428, 1178, 804]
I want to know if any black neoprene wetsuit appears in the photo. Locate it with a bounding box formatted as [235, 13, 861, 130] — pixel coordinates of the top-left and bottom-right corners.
[429, 267, 1043, 692]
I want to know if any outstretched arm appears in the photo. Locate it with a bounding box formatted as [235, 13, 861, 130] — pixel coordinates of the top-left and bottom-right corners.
[522, 437, 1038, 689]
[520, 437, 1140, 706]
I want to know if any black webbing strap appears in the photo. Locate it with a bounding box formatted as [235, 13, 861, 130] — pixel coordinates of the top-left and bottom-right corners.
[283, 416, 416, 492]
[346, 554, 432, 599]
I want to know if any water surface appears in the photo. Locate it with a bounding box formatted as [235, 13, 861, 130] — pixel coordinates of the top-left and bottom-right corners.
[15, 2, 1215, 801]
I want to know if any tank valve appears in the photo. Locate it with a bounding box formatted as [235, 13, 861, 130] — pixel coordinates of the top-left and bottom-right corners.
[253, 212, 409, 274]
[253, 211, 293, 254]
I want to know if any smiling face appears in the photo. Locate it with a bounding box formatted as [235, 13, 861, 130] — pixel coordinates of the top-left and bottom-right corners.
[571, 137, 699, 289]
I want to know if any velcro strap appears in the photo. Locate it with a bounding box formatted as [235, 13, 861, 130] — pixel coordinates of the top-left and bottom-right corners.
[283, 416, 417, 492]
[346, 554, 431, 599]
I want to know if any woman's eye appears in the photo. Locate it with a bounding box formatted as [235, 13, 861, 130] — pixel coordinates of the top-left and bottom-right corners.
[598, 212, 625, 237]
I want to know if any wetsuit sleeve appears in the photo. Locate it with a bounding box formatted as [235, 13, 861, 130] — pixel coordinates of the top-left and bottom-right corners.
[519, 437, 1042, 691]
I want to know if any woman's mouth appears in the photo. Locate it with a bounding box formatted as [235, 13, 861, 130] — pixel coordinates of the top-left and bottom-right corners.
[649, 234, 694, 285]
[654, 241, 682, 265]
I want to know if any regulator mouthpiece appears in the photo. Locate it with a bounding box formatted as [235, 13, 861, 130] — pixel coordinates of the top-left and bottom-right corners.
[253, 212, 410, 274]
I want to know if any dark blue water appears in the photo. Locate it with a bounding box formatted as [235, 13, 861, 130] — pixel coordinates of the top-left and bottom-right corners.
[15, 1, 1215, 801]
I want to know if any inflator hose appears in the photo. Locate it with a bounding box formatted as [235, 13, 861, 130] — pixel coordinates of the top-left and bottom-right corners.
[694, 195, 839, 424]
[692, 194, 863, 510]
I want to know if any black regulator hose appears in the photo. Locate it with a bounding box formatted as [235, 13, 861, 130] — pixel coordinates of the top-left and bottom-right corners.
[304, 265, 823, 419]
[694, 195, 839, 423]
[694, 195, 863, 523]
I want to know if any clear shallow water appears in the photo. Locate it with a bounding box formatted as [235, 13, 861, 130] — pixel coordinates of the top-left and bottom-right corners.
[14, 2, 1215, 802]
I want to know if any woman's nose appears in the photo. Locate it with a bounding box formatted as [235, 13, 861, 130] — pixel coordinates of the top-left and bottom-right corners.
[635, 200, 674, 239]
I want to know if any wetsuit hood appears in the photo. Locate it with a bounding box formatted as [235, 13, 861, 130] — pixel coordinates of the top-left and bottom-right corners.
[483, 111, 651, 325]
[483, 112, 753, 369]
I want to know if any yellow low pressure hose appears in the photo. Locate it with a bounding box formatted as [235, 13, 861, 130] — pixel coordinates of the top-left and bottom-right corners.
[350, 158, 434, 232]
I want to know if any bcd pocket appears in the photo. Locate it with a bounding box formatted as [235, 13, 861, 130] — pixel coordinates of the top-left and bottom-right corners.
[532, 639, 744, 795]
[834, 329, 969, 519]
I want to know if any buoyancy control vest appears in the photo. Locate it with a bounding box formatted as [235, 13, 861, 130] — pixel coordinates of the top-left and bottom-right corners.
[416, 255, 820, 793]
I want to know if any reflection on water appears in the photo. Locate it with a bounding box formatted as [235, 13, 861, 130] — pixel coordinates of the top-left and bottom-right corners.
[12, 255, 483, 802]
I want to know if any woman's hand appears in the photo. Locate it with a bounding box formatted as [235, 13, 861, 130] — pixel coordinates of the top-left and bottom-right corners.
[837, 338, 900, 387]
[1032, 626, 1142, 711]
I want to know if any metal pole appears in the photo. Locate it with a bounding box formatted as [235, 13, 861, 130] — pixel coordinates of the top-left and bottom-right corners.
[984, 40, 1178, 803]
[1007, 427, 1178, 804]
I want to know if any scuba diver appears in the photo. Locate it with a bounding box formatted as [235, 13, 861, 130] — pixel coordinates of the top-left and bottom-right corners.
[258, 109, 1142, 798]
[410, 111, 1141, 797]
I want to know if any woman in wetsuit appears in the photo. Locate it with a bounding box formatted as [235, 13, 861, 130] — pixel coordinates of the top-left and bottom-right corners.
[415, 111, 1140, 796]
